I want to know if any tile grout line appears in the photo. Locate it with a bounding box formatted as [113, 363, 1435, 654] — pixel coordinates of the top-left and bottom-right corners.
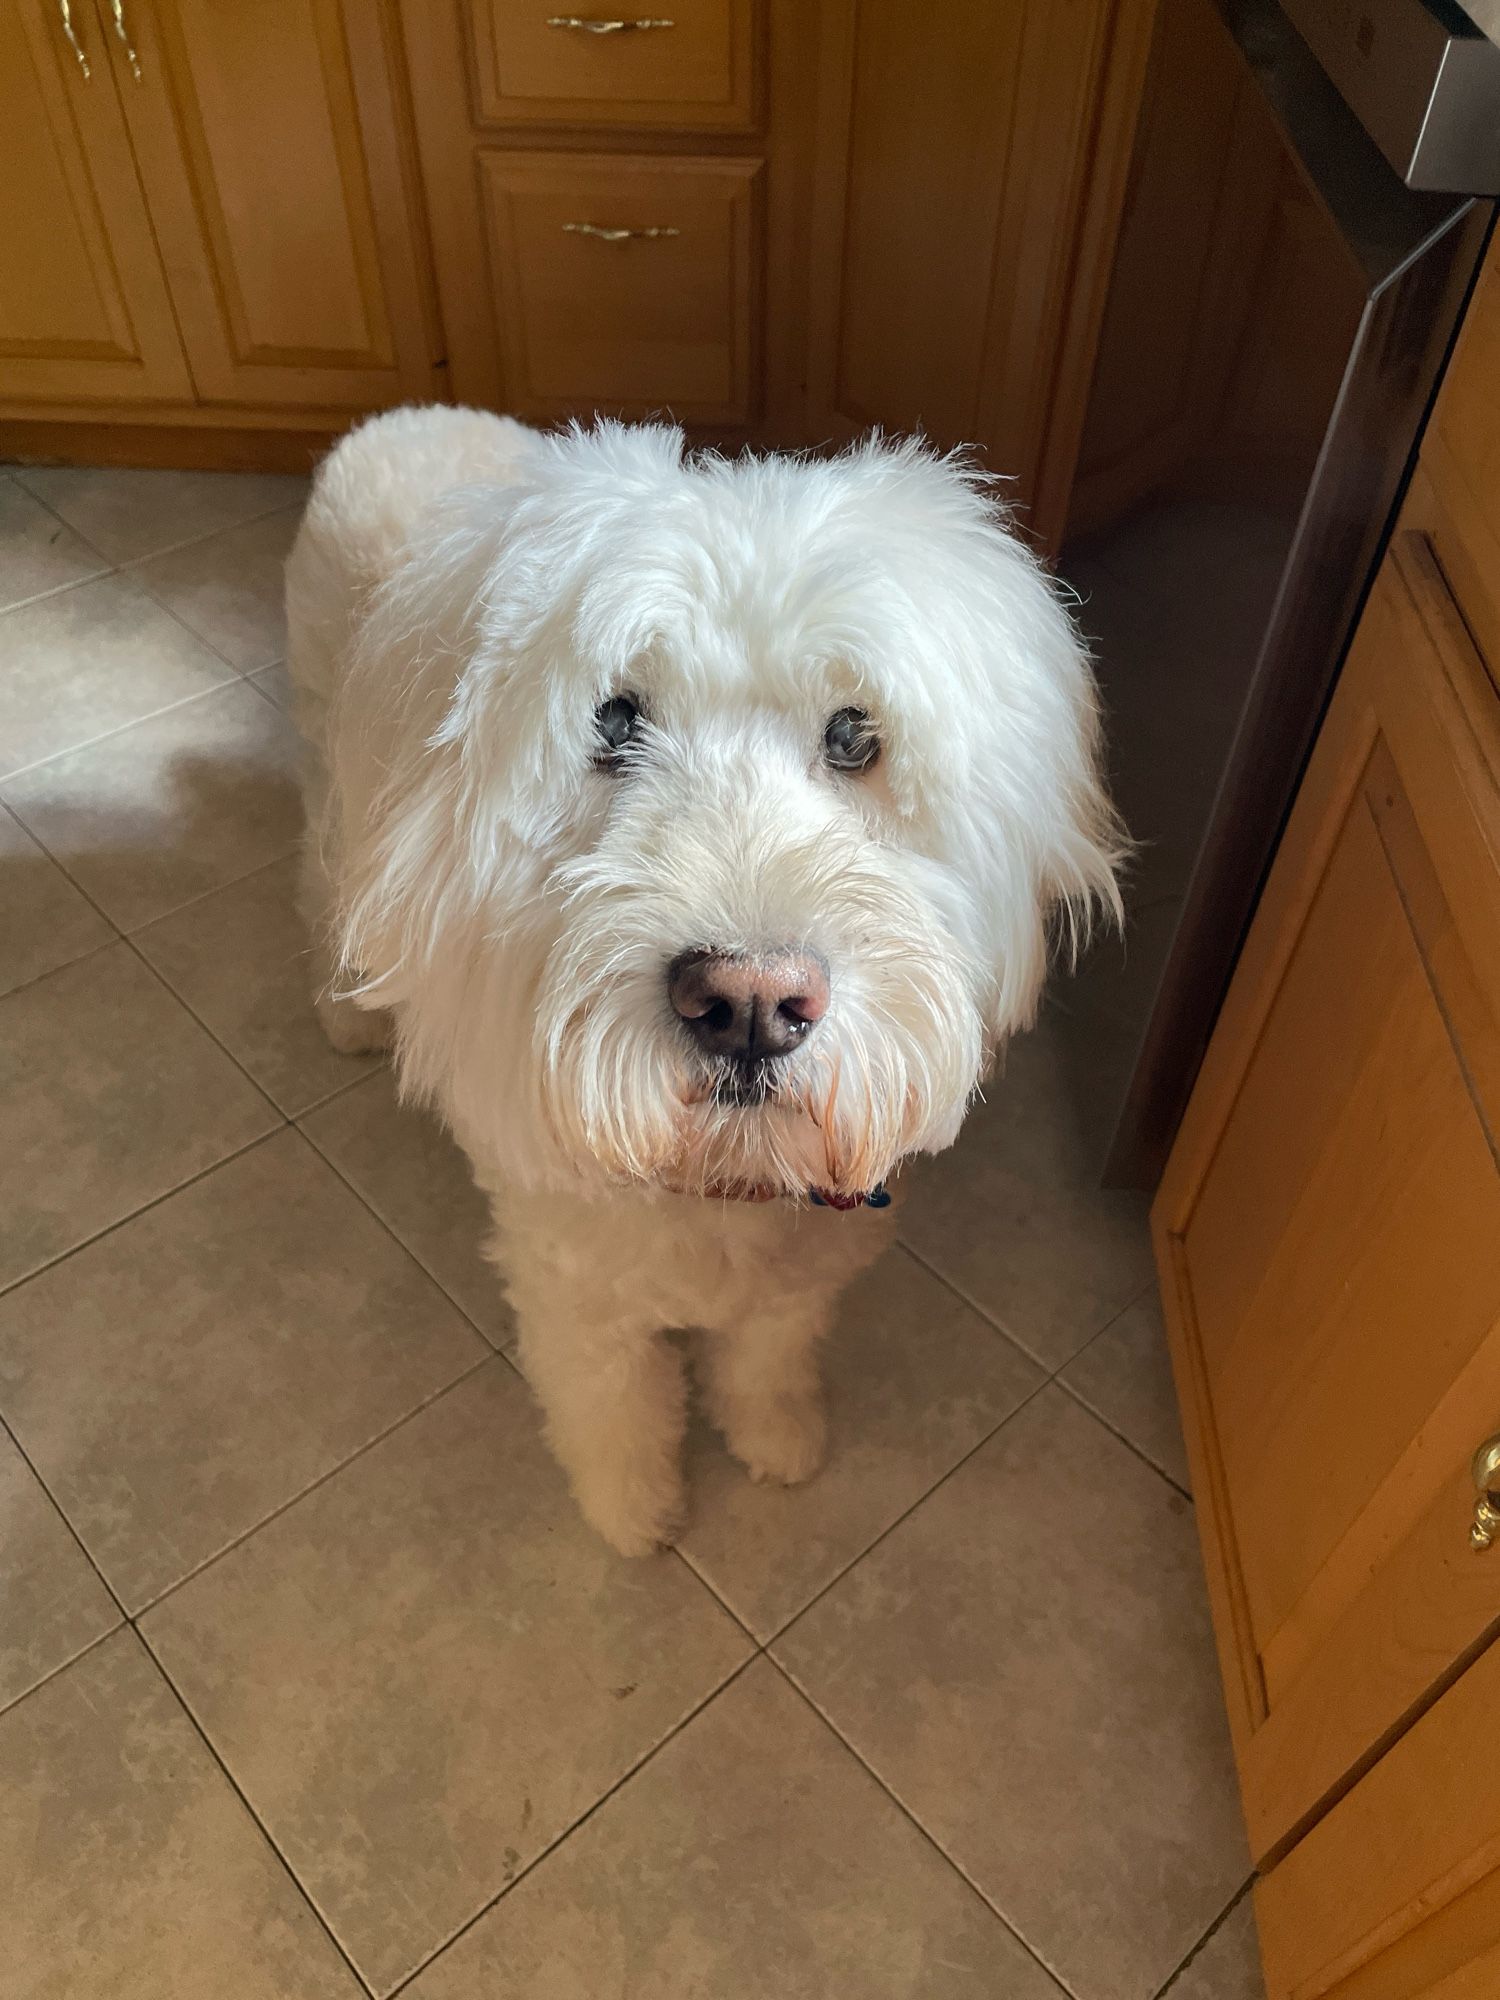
[5, 471, 132, 574]
[744, 1353, 1191, 1664]
[0, 1405, 130, 1626]
[289, 1062, 389, 1121]
[115, 494, 306, 575]
[0, 1619, 125, 1724]
[132, 1625, 379, 2000]
[1151, 1875, 1257, 1998]
[119, 502, 305, 680]
[0, 482, 305, 785]
[1, 673, 263, 792]
[11, 465, 304, 586]
[670, 1264, 1117, 1649]
[6, 791, 306, 1135]
[1, 795, 127, 945]
[118, 932, 292, 1119]
[766, 1654, 1084, 2000]
[0, 1125, 285, 1307]
[383, 1651, 764, 1998]
[240, 659, 291, 712]
[0, 564, 113, 620]
[0, 817, 303, 1304]
[895, 1249, 1192, 1502]
[124, 842, 306, 946]
[0, 926, 121, 1005]
[1052, 1370, 1193, 1503]
[294, 1106, 516, 1358]
[669, 1541, 765, 1647]
[754, 1370, 1057, 1652]
[1042, 1279, 1193, 1501]
[895, 1232, 1151, 1383]
[129, 1353, 499, 1624]
[894, 1236, 1050, 1367]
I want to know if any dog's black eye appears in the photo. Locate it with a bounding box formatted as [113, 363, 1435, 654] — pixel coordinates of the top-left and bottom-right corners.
[594, 694, 643, 766]
[823, 707, 880, 772]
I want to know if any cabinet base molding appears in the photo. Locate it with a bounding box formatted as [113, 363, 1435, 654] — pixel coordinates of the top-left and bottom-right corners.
[0, 418, 345, 475]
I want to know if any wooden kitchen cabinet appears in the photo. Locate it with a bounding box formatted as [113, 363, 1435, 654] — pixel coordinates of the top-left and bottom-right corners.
[1154, 238, 1500, 1997]
[0, 0, 438, 444]
[397, 0, 1153, 529]
[2, 0, 1153, 508]
[804, 0, 1155, 540]
[106, 0, 437, 410]
[0, 0, 193, 405]
[398, 0, 817, 445]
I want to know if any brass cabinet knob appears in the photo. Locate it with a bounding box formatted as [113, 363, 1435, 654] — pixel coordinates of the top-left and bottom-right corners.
[562, 223, 681, 242]
[545, 16, 675, 32]
[1472, 1434, 1500, 1551]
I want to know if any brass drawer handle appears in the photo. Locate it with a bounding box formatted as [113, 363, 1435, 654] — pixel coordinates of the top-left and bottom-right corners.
[58, 0, 90, 76]
[563, 222, 681, 242]
[545, 15, 675, 32]
[109, 0, 142, 80]
[1472, 1433, 1500, 1551]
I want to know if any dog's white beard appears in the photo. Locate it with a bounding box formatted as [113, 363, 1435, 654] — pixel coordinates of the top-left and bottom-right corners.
[533, 805, 985, 1200]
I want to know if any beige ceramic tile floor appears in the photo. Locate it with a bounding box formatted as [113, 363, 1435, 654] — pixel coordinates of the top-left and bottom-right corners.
[0, 464, 1264, 2000]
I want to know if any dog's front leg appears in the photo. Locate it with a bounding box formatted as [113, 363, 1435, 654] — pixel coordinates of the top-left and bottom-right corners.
[702, 1294, 835, 1488]
[517, 1305, 687, 1558]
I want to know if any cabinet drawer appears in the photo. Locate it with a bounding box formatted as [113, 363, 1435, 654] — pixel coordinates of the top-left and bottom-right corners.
[479, 152, 759, 421]
[1154, 534, 1500, 1858]
[466, 0, 755, 130]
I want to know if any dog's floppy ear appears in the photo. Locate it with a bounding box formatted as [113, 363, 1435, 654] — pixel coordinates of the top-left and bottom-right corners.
[326, 499, 543, 1020]
[961, 510, 1125, 1046]
[836, 438, 1125, 1045]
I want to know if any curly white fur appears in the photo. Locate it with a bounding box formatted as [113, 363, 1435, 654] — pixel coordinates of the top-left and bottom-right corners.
[286, 406, 1121, 1553]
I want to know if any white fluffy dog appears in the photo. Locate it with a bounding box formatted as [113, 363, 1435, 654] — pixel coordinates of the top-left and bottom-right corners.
[286, 406, 1121, 1555]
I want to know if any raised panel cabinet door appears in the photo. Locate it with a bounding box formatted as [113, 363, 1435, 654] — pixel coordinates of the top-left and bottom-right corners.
[1254, 1633, 1500, 2000]
[0, 0, 191, 405]
[1153, 533, 1500, 1863]
[102, 0, 437, 409]
[803, 0, 1153, 526]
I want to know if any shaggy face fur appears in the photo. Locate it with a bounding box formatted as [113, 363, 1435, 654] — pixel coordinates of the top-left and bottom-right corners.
[287, 406, 1121, 1553]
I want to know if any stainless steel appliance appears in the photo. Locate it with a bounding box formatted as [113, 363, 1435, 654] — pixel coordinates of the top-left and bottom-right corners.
[1057, 0, 1496, 1186]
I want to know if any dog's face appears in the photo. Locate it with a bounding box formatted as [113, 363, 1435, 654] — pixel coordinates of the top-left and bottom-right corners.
[339, 425, 1121, 1199]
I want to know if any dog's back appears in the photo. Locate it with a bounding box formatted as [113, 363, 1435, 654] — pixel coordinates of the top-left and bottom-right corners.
[285, 404, 536, 714]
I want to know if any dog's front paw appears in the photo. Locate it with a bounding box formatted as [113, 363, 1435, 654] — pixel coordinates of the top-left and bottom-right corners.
[315, 990, 390, 1056]
[573, 1469, 686, 1558]
[730, 1395, 827, 1488]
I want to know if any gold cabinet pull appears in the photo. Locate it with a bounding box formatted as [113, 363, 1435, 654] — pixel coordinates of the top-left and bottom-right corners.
[58, 0, 90, 76]
[545, 16, 675, 32]
[563, 222, 680, 242]
[1472, 1433, 1500, 1551]
[108, 0, 142, 79]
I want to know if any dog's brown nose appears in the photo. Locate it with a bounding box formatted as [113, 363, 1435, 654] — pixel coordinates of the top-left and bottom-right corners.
[668, 948, 829, 1063]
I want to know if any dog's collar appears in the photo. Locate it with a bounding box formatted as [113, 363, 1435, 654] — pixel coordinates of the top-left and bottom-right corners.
[810, 1184, 892, 1210]
[688, 1180, 892, 1210]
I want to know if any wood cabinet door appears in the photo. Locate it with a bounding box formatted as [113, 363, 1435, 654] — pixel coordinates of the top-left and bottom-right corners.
[802, 0, 1155, 537]
[0, 0, 191, 405]
[1153, 532, 1500, 1866]
[1255, 1633, 1500, 2000]
[102, 0, 436, 410]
